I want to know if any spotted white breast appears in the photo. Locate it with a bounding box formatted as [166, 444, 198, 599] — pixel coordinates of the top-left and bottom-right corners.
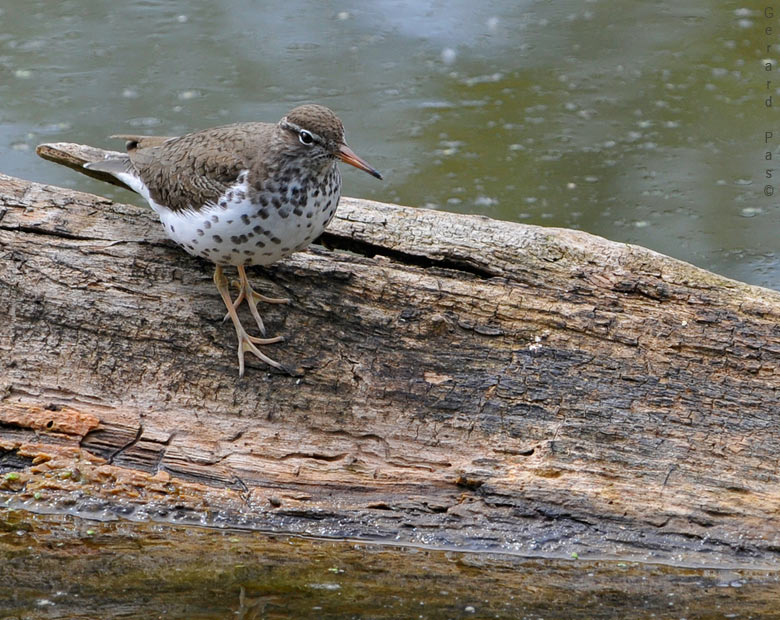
[115, 167, 341, 267]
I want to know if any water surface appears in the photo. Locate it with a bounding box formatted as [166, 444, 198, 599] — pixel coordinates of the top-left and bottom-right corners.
[3, 510, 779, 619]
[0, 0, 777, 289]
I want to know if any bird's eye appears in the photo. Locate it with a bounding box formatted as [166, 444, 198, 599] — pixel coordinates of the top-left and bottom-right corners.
[299, 130, 315, 145]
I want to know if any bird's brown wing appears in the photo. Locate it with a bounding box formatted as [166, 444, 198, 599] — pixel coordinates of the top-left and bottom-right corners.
[124, 122, 275, 212]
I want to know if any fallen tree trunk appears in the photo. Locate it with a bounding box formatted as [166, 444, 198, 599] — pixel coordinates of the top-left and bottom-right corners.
[0, 144, 779, 567]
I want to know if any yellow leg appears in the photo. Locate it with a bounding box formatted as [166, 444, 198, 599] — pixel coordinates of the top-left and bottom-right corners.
[214, 265, 284, 377]
[223, 265, 290, 336]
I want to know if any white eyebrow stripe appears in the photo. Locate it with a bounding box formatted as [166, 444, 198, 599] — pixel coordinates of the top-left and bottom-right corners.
[279, 118, 324, 143]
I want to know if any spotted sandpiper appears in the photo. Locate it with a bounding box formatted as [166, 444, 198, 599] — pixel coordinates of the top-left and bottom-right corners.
[85, 104, 382, 376]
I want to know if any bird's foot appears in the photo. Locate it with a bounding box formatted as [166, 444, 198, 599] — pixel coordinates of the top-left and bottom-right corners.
[223, 266, 290, 336]
[214, 265, 288, 377]
[236, 327, 285, 378]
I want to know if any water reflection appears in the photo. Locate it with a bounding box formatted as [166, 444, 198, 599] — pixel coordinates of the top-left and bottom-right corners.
[3, 510, 779, 619]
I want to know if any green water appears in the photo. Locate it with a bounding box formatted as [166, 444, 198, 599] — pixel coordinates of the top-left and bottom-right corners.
[0, 0, 777, 289]
[3, 510, 779, 619]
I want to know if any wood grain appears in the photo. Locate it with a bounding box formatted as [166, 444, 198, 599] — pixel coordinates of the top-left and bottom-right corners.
[1, 146, 779, 566]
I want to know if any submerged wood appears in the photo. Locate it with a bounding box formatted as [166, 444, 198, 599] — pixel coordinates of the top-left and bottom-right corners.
[0, 143, 778, 567]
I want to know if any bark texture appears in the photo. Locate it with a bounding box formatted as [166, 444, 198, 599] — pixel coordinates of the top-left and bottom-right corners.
[0, 143, 779, 566]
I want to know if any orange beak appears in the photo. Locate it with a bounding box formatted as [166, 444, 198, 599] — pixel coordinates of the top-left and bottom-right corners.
[338, 143, 383, 180]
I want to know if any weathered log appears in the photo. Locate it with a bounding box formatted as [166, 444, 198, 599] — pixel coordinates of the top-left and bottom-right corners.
[0, 142, 779, 567]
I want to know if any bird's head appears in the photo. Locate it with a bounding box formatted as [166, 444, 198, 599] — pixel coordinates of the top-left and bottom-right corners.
[279, 104, 382, 179]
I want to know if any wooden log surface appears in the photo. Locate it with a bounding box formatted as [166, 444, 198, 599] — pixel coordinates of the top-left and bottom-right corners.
[1, 142, 779, 568]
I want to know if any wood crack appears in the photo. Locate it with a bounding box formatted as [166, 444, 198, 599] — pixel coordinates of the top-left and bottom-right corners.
[3, 224, 105, 243]
[320, 231, 498, 280]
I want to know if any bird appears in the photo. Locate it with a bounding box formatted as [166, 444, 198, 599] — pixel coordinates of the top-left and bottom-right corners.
[84, 104, 382, 376]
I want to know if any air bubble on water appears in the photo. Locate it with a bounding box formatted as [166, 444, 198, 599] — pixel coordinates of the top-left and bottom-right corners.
[441, 48, 457, 65]
[740, 207, 763, 218]
[474, 196, 497, 207]
[178, 90, 200, 100]
[308, 583, 341, 591]
[129, 117, 162, 127]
